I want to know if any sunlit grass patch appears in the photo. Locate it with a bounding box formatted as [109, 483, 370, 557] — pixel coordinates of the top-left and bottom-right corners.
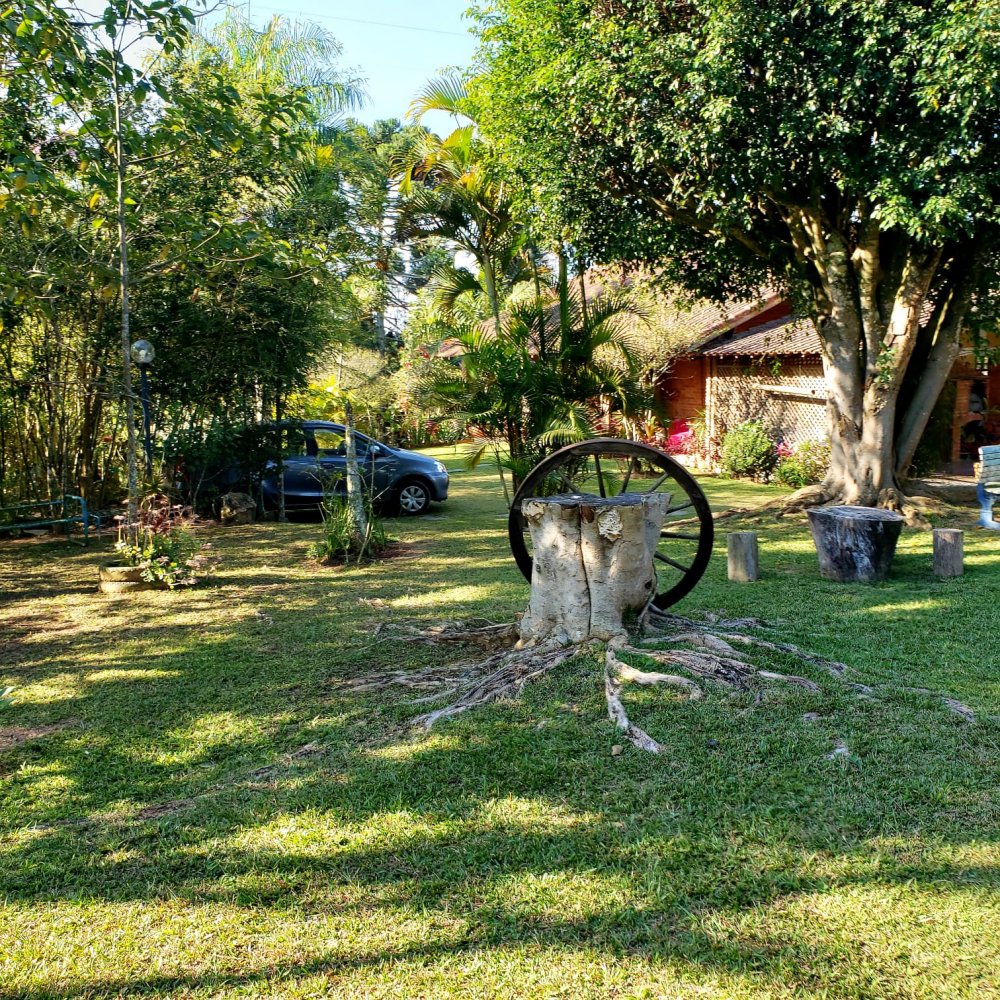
[1, 464, 1000, 996]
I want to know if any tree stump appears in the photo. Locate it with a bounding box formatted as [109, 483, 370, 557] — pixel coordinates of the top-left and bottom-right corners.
[933, 528, 964, 578]
[519, 493, 670, 645]
[220, 492, 256, 526]
[727, 531, 760, 582]
[806, 505, 904, 583]
[348, 492, 866, 754]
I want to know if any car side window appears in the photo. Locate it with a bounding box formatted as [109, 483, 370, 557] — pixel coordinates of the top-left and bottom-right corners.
[313, 428, 346, 457]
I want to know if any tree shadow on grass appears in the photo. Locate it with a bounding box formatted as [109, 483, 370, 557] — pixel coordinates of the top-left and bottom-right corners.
[4, 520, 1000, 995]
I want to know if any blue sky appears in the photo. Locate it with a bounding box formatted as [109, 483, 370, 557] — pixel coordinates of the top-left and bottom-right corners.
[236, 0, 478, 125]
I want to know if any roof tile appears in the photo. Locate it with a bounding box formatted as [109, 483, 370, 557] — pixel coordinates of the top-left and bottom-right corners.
[696, 316, 820, 357]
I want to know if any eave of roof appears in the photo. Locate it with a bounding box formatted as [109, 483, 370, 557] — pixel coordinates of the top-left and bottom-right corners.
[695, 316, 820, 357]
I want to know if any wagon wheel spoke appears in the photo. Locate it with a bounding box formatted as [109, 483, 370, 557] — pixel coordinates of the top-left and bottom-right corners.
[509, 438, 714, 609]
[664, 501, 694, 515]
[655, 552, 692, 573]
[645, 470, 672, 494]
[594, 455, 607, 498]
[619, 457, 638, 495]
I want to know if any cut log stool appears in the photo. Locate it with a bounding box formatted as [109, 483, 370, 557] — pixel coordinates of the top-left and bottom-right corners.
[933, 528, 964, 578]
[727, 531, 760, 582]
[807, 505, 904, 583]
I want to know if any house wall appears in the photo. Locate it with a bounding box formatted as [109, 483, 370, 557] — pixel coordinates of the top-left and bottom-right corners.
[659, 356, 706, 424]
[707, 357, 826, 447]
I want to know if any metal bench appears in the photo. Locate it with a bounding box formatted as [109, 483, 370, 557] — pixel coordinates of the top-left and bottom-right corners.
[0, 494, 101, 546]
[977, 446, 1000, 530]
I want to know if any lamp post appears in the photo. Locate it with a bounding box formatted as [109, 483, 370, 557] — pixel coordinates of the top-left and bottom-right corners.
[130, 339, 155, 479]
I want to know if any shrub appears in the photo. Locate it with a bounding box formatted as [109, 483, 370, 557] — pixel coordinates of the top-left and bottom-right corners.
[309, 493, 391, 565]
[774, 439, 831, 488]
[719, 420, 778, 481]
[113, 493, 207, 588]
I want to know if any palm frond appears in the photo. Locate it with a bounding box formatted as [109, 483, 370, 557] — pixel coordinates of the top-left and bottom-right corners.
[462, 442, 489, 470]
[407, 74, 470, 122]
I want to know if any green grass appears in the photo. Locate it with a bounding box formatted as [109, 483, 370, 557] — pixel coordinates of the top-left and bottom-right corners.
[2, 458, 1000, 998]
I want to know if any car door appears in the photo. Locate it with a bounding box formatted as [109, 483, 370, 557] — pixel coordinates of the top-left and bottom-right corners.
[313, 426, 348, 497]
[361, 438, 399, 504]
[278, 425, 327, 506]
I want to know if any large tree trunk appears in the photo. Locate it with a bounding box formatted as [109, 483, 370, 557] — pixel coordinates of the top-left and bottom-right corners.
[783, 212, 974, 512]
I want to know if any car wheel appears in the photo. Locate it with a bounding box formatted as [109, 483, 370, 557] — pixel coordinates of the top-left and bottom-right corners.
[396, 479, 431, 515]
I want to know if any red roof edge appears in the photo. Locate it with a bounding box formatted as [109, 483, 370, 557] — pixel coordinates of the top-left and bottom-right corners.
[700, 293, 789, 339]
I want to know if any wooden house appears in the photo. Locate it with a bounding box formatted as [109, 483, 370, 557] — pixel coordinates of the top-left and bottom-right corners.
[660, 297, 1000, 467]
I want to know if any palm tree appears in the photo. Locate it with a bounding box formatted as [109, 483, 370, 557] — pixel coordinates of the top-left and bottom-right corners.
[396, 76, 527, 324]
[196, 11, 365, 129]
[417, 282, 652, 502]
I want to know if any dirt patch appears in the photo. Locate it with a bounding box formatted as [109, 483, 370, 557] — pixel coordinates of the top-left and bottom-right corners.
[312, 540, 427, 570]
[0, 723, 72, 751]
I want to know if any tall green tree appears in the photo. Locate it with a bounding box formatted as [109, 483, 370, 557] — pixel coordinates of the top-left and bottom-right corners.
[0, 1, 323, 519]
[0, 3, 374, 520]
[473, 0, 1000, 509]
[398, 75, 529, 325]
[418, 281, 650, 498]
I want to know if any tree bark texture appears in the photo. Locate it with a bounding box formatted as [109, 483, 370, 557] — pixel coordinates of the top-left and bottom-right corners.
[343, 399, 368, 552]
[781, 213, 974, 505]
[112, 56, 139, 537]
[807, 505, 904, 583]
[932, 529, 964, 579]
[647, 194, 977, 508]
[727, 531, 760, 583]
[518, 493, 669, 646]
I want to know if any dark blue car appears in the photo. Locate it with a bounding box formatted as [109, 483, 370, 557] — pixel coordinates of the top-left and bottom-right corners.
[261, 421, 449, 516]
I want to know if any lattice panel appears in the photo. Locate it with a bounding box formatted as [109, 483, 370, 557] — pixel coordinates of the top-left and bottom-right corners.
[710, 360, 827, 446]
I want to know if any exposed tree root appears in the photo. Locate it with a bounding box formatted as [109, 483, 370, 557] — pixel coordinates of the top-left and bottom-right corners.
[413, 646, 574, 729]
[346, 614, 845, 750]
[901, 686, 977, 723]
[644, 609, 849, 677]
[942, 698, 977, 723]
[780, 481, 931, 529]
[604, 660, 665, 753]
[387, 619, 520, 648]
[344, 613, 976, 750]
[781, 483, 831, 515]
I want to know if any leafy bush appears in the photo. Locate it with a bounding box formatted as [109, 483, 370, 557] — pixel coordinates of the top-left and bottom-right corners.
[774, 439, 831, 488]
[163, 421, 304, 516]
[113, 494, 207, 588]
[396, 415, 468, 449]
[719, 420, 778, 481]
[309, 493, 391, 565]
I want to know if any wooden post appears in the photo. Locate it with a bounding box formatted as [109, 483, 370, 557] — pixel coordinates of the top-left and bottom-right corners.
[727, 531, 760, 582]
[933, 528, 964, 578]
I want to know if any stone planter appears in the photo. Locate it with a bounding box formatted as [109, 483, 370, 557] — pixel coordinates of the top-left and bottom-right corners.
[98, 563, 163, 595]
[807, 505, 905, 583]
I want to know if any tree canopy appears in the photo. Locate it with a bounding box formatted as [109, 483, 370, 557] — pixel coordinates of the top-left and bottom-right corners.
[0, 2, 381, 508]
[472, 0, 1000, 508]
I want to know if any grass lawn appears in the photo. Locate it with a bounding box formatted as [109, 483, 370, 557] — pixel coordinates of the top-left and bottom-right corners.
[2, 454, 1000, 999]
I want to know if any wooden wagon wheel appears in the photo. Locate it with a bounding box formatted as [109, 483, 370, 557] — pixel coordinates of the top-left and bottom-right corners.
[508, 438, 714, 609]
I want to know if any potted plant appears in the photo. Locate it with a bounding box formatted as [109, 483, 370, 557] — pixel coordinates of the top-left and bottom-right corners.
[99, 494, 205, 594]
